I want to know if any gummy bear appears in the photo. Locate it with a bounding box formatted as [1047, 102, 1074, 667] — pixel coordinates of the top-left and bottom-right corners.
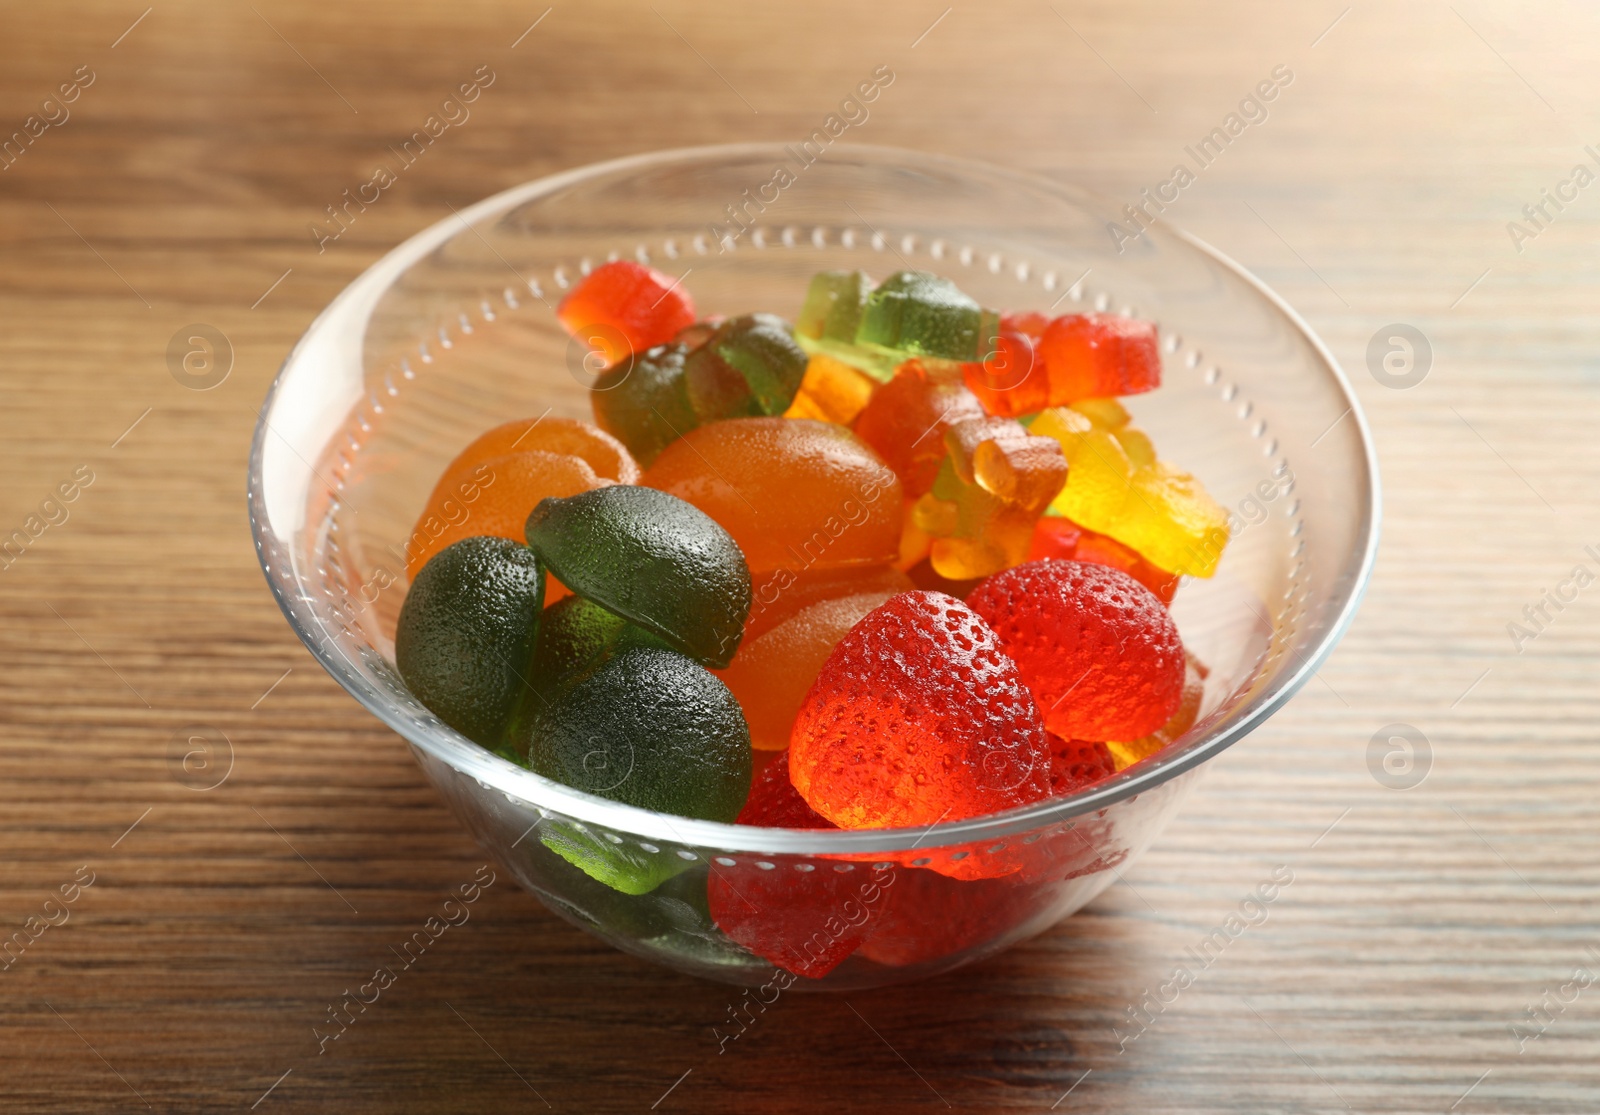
[1031, 401, 1230, 577]
[684, 313, 809, 419]
[1106, 653, 1208, 770]
[1027, 515, 1180, 604]
[394, 536, 545, 752]
[856, 271, 999, 363]
[717, 590, 900, 751]
[794, 270, 899, 381]
[789, 591, 1052, 828]
[558, 259, 695, 367]
[405, 450, 605, 585]
[1037, 312, 1161, 402]
[641, 417, 903, 578]
[524, 485, 751, 668]
[960, 320, 1047, 418]
[783, 353, 878, 425]
[966, 559, 1184, 742]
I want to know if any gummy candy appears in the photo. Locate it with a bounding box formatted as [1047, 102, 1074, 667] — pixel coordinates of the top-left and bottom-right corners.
[406, 450, 609, 583]
[960, 321, 1046, 418]
[852, 359, 984, 499]
[558, 260, 695, 367]
[789, 591, 1052, 828]
[394, 536, 545, 752]
[783, 353, 878, 425]
[1027, 515, 1179, 604]
[590, 343, 700, 467]
[526, 593, 630, 698]
[684, 313, 809, 419]
[1037, 312, 1161, 402]
[794, 269, 898, 381]
[439, 415, 642, 487]
[856, 867, 1022, 968]
[1048, 735, 1117, 796]
[524, 485, 750, 668]
[538, 820, 692, 896]
[736, 750, 836, 829]
[640, 417, 902, 578]
[717, 590, 900, 751]
[746, 563, 915, 642]
[1106, 654, 1207, 770]
[966, 559, 1184, 742]
[1031, 402, 1230, 577]
[523, 645, 751, 821]
[857, 271, 999, 363]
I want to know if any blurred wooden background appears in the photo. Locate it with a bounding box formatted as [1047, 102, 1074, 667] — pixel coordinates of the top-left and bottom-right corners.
[2, 1, 1598, 1111]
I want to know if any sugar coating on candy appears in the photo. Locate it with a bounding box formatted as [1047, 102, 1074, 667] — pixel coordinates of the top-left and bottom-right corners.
[641, 417, 902, 577]
[717, 591, 898, 751]
[789, 590, 1052, 829]
[966, 559, 1185, 742]
[557, 260, 695, 367]
[406, 451, 607, 583]
[1048, 735, 1117, 796]
[1027, 515, 1179, 605]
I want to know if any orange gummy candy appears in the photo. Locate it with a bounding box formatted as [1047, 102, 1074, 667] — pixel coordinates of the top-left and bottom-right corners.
[746, 563, 914, 642]
[640, 417, 903, 576]
[441, 416, 641, 487]
[783, 353, 878, 425]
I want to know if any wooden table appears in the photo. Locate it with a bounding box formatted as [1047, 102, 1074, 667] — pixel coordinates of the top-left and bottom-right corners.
[3, 1, 1597, 1111]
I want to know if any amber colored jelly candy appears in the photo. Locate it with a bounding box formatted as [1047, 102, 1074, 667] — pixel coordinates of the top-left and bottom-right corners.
[1027, 516, 1180, 604]
[853, 359, 984, 498]
[789, 591, 1052, 829]
[966, 559, 1185, 742]
[405, 451, 609, 582]
[1037, 312, 1161, 401]
[641, 417, 903, 577]
[717, 591, 899, 751]
[440, 416, 641, 487]
[783, 353, 878, 425]
[557, 260, 696, 366]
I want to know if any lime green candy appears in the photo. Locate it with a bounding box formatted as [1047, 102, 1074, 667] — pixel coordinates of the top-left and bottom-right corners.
[856, 269, 1000, 362]
[539, 821, 693, 896]
[684, 313, 808, 419]
[394, 536, 544, 752]
[525, 645, 752, 821]
[795, 270, 898, 381]
[524, 485, 750, 668]
[589, 342, 699, 468]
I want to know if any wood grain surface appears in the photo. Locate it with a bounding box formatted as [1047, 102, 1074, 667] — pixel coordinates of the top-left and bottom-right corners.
[2, 1, 1599, 1111]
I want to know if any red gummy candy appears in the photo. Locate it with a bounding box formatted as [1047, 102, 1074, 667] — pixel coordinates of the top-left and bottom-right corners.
[856, 866, 1025, 968]
[1027, 516, 1179, 604]
[708, 756, 891, 979]
[853, 360, 985, 498]
[789, 591, 1052, 829]
[961, 328, 1047, 418]
[556, 260, 696, 367]
[1036, 312, 1161, 402]
[967, 560, 1184, 742]
[1048, 734, 1117, 796]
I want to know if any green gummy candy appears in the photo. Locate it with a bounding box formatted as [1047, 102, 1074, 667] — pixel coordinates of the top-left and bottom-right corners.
[394, 536, 544, 752]
[524, 485, 750, 668]
[795, 271, 899, 382]
[539, 820, 693, 896]
[856, 270, 1000, 362]
[684, 313, 808, 419]
[590, 342, 700, 467]
[524, 645, 752, 823]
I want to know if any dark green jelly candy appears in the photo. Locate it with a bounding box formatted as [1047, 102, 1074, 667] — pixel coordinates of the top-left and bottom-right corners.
[856, 270, 1000, 362]
[589, 342, 699, 467]
[525, 485, 750, 668]
[525, 645, 752, 823]
[684, 313, 808, 419]
[394, 536, 544, 752]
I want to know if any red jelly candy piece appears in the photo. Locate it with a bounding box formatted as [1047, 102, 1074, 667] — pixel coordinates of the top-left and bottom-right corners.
[967, 560, 1184, 741]
[1027, 516, 1180, 604]
[1036, 313, 1161, 402]
[961, 328, 1048, 418]
[557, 260, 696, 366]
[708, 755, 884, 979]
[856, 866, 1025, 968]
[853, 360, 985, 498]
[789, 591, 1052, 829]
[1048, 734, 1117, 796]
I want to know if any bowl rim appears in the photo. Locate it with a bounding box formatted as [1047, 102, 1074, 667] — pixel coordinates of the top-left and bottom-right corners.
[248, 141, 1382, 856]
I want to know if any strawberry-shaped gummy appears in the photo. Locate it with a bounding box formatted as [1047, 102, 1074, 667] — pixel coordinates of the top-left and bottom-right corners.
[557, 260, 695, 367]
[789, 591, 1052, 829]
[966, 559, 1184, 742]
[1048, 734, 1118, 796]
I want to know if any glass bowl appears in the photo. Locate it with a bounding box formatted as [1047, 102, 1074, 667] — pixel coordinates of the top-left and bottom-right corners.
[248, 144, 1379, 989]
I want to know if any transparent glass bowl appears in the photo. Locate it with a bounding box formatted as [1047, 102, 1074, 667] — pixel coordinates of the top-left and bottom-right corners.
[248, 144, 1379, 989]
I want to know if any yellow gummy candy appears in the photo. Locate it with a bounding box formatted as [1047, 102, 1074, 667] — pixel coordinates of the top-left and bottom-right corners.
[783, 353, 877, 425]
[1033, 401, 1230, 578]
